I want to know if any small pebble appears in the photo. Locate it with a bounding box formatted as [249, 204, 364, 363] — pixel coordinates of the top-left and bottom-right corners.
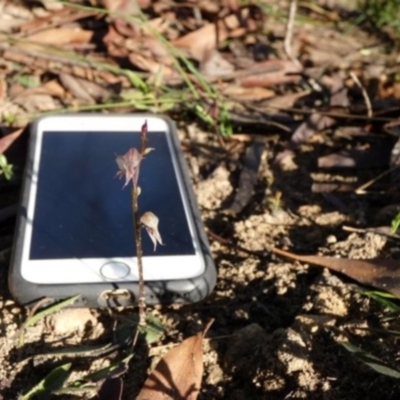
[327, 235, 337, 244]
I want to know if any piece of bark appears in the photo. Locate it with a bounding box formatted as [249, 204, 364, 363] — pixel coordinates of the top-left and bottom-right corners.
[228, 140, 265, 214]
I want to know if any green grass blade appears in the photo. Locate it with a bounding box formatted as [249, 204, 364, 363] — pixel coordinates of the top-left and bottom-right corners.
[340, 341, 400, 379]
[36, 342, 116, 358]
[19, 363, 72, 400]
[362, 290, 400, 313]
[361, 326, 400, 337]
[24, 295, 81, 328]
[78, 354, 133, 384]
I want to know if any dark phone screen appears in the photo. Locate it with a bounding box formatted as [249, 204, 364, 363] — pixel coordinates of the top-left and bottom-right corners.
[30, 131, 195, 259]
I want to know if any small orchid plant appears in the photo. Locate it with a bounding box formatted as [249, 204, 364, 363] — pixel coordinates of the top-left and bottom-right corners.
[115, 121, 162, 326]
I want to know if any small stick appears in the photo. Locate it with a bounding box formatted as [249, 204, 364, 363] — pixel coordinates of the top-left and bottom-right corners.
[343, 225, 400, 241]
[350, 71, 372, 118]
[355, 165, 399, 193]
[284, 0, 301, 69]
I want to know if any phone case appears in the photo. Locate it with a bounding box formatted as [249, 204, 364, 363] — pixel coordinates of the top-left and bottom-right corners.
[8, 114, 216, 307]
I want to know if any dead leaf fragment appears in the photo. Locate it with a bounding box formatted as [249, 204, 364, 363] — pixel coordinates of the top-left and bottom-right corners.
[26, 27, 93, 45]
[137, 320, 214, 400]
[272, 247, 400, 298]
[318, 143, 392, 169]
[0, 128, 24, 154]
[222, 85, 275, 101]
[128, 53, 182, 85]
[200, 50, 234, 79]
[59, 73, 94, 102]
[173, 9, 258, 61]
[239, 59, 302, 88]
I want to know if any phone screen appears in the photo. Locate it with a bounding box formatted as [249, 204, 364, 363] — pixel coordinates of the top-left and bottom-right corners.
[30, 131, 195, 260]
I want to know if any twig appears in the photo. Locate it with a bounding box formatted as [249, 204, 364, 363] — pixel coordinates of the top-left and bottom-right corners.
[284, 0, 301, 69]
[342, 225, 400, 241]
[350, 71, 372, 118]
[251, 103, 395, 122]
[355, 165, 399, 194]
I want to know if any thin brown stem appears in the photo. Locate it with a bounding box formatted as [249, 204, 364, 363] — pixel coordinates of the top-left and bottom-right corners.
[132, 185, 146, 327]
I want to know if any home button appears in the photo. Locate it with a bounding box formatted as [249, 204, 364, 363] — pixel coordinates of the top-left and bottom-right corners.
[100, 262, 130, 280]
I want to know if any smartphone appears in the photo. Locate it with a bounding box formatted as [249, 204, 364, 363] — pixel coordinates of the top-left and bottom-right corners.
[9, 114, 216, 307]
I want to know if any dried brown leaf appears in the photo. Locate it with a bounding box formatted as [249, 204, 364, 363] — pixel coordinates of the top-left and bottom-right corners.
[59, 73, 94, 102]
[18, 8, 96, 36]
[14, 93, 58, 113]
[223, 0, 240, 13]
[0, 76, 7, 101]
[173, 23, 228, 61]
[239, 59, 302, 88]
[192, 1, 220, 14]
[222, 85, 275, 101]
[200, 50, 234, 79]
[311, 182, 357, 193]
[26, 27, 93, 45]
[41, 80, 67, 98]
[274, 112, 335, 167]
[136, 320, 214, 400]
[128, 53, 182, 85]
[10, 79, 66, 99]
[318, 143, 392, 169]
[0, 3, 33, 33]
[173, 10, 258, 61]
[292, 113, 336, 145]
[0, 128, 24, 154]
[272, 247, 400, 298]
[264, 90, 311, 109]
[103, 0, 150, 12]
[140, 36, 173, 64]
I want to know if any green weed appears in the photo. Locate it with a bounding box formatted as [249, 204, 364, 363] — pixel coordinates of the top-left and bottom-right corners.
[0, 154, 13, 180]
[357, 0, 400, 38]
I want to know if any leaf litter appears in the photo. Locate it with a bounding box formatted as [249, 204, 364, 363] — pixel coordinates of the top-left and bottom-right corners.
[3, 0, 400, 399]
[137, 319, 213, 400]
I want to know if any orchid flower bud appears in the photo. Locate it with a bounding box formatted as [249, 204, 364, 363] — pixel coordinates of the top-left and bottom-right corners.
[140, 211, 163, 251]
[116, 148, 142, 188]
[141, 120, 148, 145]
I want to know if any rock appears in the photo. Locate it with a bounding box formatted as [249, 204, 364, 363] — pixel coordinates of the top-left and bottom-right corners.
[45, 308, 102, 338]
[224, 323, 268, 371]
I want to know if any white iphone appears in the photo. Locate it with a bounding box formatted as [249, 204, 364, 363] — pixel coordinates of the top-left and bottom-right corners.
[9, 114, 216, 307]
